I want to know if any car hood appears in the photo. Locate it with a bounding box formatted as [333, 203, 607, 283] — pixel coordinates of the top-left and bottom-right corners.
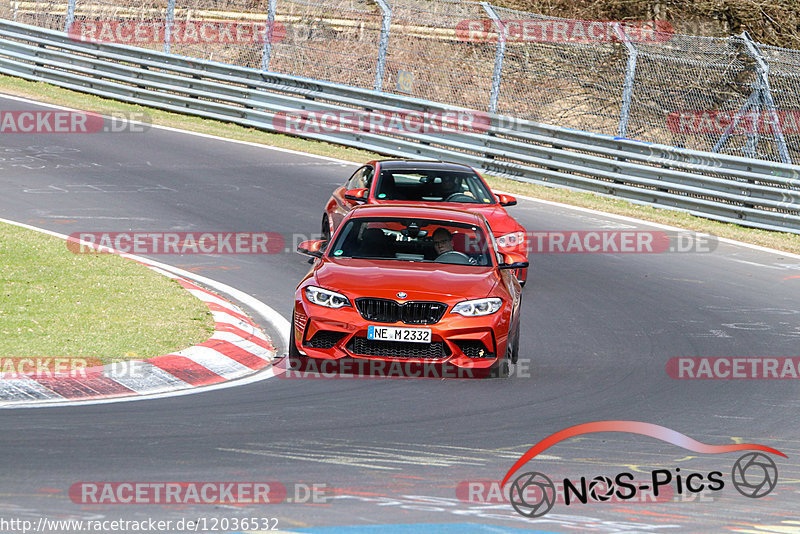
[376, 201, 523, 236]
[314, 258, 499, 302]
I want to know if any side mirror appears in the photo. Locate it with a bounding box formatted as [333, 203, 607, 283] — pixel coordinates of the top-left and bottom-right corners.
[344, 188, 368, 202]
[498, 254, 528, 270]
[297, 240, 326, 258]
[496, 193, 517, 207]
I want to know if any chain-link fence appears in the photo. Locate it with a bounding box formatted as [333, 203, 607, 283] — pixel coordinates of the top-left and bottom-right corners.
[71, 0, 167, 53]
[381, 0, 496, 111]
[489, 7, 629, 136]
[268, 0, 385, 89]
[3, 0, 799, 163]
[0, 0, 65, 29]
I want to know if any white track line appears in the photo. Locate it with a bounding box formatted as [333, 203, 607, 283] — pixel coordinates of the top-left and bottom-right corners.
[2, 92, 798, 261]
[211, 311, 270, 340]
[0, 92, 355, 165]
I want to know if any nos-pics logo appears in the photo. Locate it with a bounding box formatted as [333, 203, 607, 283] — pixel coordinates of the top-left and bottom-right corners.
[501, 421, 785, 518]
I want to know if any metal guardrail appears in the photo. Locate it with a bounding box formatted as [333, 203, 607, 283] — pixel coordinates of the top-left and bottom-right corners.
[7, 0, 800, 164]
[1, 19, 799, 233]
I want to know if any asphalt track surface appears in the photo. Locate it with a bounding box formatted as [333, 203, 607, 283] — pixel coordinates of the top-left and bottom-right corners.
[0, 95, 799, 533]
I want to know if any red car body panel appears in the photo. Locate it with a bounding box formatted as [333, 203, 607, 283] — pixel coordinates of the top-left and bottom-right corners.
[295, 205, 523, 373]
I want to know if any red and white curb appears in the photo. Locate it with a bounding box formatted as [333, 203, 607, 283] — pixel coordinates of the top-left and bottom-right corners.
[0, 218, 288, 408]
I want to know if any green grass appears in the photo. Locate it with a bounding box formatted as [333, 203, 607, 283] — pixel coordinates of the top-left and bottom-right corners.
[0, 222, 215, 364]
[1, 74, 799, 255]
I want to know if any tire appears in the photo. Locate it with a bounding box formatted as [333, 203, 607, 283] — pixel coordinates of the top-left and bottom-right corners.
[516, 267, 528, 287]
[288, 311, 302, 359]
[283, 312, 308, 376]
[489, 299, 522, 378]
[510, 321, 521, 364]
[510, 294, 522, 364]
[488, 357, 509, 379]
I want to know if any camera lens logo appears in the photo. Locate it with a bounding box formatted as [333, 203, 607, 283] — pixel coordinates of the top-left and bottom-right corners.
[509, 472, 556, 517]
[732, 452, 778, 498]
[587, 475, 614, 501]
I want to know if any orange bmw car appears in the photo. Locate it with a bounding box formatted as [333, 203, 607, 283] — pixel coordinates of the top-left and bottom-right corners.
[292, 204, 527, 378]
[321, 160, 529, 285]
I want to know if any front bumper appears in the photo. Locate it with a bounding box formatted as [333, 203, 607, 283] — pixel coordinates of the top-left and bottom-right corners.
[293, 297, 511, 369]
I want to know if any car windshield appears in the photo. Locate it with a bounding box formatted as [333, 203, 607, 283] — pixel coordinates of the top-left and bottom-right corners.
[374, 169, 495, 204]
[328, 217, 494, 266]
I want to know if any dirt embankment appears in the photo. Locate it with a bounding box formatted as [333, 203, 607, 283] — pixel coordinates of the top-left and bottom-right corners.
[501, 0, 800, 49]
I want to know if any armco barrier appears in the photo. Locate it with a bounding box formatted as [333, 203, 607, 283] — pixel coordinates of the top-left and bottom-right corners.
[0, 19, 799, 233]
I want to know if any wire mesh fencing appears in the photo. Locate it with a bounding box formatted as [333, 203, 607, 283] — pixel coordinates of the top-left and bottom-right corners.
[379, 0, 496, 111]
[758, 44, 800, 164]
[2, 0, 799, 163]
[489, 6, 630, 135]
[1, 0, 65, 30]
[268, 0, 384, 89]
[165, 0, 268, 66]
[68, 0, 168, 53]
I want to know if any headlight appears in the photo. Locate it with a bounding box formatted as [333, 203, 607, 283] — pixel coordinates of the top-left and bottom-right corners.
[496, 231, 525, 249]
[451, 297, 502, 317]
[304, 286, 351, 309]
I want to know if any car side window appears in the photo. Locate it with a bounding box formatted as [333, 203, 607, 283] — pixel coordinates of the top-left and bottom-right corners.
[359, 166, 374, 190]
[346, 166, 373, 190]
[345, 167, 364, 190]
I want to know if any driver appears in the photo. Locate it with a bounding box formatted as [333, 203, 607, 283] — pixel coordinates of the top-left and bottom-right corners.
[433, 227, 454, 257]
[433, 228, 476, 264]
[440, 175, 460, 199]
[440, 175, 474, 202]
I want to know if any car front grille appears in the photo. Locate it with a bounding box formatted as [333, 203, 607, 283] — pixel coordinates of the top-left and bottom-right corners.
[355, 298, 447, 325]
[304, 330, 346, 349]
[348, 337, 449, 359]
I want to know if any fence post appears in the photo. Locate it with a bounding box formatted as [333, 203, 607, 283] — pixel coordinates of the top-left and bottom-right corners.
[713, 88, 760, 154]
[740, 31, 791, 164]
[63, 0, 76, 32]
[481, 2, 505, 114]
[261, 0, 277, 71]
[744, 100, 760, 159]
[163, 0, 176, 54]
[373, 0, 391, 91]
[614, 23, 638, 138]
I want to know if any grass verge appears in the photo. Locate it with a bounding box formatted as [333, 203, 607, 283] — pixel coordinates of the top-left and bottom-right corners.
[0, 221, 215, 364]
[1, 74, 798, 255]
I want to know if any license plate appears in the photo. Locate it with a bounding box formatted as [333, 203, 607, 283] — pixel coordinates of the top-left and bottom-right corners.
[367, 325, 432, 343]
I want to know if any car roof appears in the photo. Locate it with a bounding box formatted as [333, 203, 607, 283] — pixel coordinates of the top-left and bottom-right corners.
[374, 160, 477, 173]
[349, 204, 488, 226]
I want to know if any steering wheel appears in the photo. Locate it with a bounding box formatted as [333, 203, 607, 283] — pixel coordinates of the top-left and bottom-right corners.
[435, 250, 473, 265]
[444, 193, 475, 203]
